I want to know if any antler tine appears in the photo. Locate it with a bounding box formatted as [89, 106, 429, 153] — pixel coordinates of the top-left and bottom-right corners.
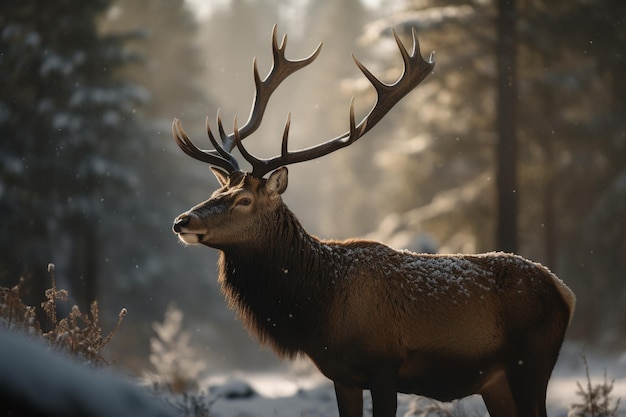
[206, 116, 240, 170]
[216, 110, 230, 149]
[172, 118, 239, 173]
[348, 97, 360, 140]
[232, 115, 265, 176]
[281, 113, 291, 158]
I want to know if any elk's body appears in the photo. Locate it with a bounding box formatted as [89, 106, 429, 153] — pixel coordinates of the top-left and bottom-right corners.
[172, 27, 575, 417]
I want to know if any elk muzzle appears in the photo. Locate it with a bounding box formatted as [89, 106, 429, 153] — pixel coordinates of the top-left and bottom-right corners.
[172, 213, 205, 245]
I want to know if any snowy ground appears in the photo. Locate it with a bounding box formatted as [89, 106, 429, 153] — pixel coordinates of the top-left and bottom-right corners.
[201, 344, 626, 417]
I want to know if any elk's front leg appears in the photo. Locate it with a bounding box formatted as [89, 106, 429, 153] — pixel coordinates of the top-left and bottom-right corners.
[370, 375, 398, 417]
[334, 382, 363, 417]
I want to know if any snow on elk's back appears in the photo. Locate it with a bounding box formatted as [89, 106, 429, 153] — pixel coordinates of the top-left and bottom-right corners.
[335, 246, 544, 302]
[402, 255, 492, 299]
[395, 252, 499, 301]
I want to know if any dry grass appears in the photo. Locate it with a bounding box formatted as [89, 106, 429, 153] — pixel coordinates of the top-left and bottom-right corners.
[0, 263, 126, 365]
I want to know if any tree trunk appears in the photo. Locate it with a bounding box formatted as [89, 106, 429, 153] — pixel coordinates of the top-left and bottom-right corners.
[495, 0, 518, 252]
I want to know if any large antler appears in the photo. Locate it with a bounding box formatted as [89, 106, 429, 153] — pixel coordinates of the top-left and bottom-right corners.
[172, 24, 322, 173]
[173, 26, 434, 178]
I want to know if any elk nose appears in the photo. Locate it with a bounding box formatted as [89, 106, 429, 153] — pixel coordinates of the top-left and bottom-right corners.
[173, 215, 190, 233]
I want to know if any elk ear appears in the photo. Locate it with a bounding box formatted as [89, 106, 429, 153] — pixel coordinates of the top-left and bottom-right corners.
[210, 167, 230, 186]
[266, 167, 288, 195]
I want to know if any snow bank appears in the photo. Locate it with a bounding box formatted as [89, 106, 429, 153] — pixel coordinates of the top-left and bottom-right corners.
[0, 330, 175, 417]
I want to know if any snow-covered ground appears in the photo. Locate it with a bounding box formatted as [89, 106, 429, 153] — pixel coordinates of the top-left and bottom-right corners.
[202, 343, 626, 417]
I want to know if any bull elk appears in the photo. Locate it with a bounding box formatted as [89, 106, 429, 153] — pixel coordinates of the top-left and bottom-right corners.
[171, 26, 575, 417]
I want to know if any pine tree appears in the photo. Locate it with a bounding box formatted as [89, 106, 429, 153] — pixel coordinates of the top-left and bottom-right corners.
[0, 0, 144, 316]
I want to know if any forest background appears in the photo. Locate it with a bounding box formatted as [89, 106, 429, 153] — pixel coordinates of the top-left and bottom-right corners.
[1, 0, 624, 373]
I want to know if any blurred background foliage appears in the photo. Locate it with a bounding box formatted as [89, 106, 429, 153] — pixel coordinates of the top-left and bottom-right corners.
[1, 0, 624, 372]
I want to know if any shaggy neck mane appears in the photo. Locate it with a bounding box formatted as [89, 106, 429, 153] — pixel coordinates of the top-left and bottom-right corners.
[217, 203, 339, 358]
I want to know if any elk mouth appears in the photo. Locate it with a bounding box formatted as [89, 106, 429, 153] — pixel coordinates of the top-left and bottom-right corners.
[173, 215, 207, 245]
[176, 232, 204, 245]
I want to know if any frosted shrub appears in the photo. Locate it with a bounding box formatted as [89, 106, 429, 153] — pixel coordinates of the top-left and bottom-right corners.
[145, 303, 206, 393]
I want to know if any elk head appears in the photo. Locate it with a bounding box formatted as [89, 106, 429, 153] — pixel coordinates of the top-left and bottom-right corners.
[173, 167, 288, 249]
[172, 25, 434, 247]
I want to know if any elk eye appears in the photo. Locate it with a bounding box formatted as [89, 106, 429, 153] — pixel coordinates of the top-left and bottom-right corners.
[238, 197, 252, 206]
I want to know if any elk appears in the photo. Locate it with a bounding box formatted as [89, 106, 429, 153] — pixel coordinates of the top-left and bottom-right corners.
[171, 26, 575, 417]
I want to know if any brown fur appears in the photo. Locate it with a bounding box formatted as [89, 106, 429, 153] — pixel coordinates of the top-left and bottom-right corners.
[173, 168, 575, 417]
